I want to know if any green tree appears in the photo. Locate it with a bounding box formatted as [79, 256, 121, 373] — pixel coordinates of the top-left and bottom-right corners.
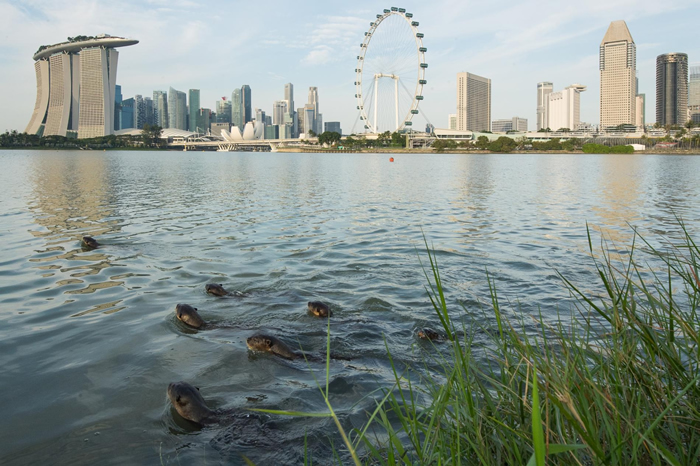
[476, 135, 490, 149]
[391, 131, 406, 147]
[487, 136, 517, 153]
[318, 131, 341, 146]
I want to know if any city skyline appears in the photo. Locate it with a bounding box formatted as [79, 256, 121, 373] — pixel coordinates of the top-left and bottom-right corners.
[2, 0, 700, 134]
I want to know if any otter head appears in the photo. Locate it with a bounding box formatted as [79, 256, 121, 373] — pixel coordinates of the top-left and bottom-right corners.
[175, 303, 205, 329]
[417, 328, 440, 341]
[205, 283, 228, 296]
[167, 381, 214, 425]
[308, 301, 332, 318]
[82, 236, 99, 249]
[246, 334, 274, 352]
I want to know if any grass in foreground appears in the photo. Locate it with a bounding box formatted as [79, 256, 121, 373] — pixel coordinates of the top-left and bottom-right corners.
[255, 220, 700, 465]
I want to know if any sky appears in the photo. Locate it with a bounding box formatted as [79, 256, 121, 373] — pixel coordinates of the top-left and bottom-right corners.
[1, 0, 700, 134]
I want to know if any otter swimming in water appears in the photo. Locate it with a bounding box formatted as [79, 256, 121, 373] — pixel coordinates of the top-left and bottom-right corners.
[247, 334, 300, 360]
[246, 333, 354, 362]
[417, 328, 442, 341]
[308, 301, 332, 318]
[167, 381, 219, 425]
[205, 284, 229, 296]
[81, 236, 99, 249]
[175, 303, 205, 329]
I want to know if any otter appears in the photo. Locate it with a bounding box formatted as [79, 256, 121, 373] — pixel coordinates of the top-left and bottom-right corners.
[167, 381, 219, 425]
[81, 236, 99, 249]
[205, 283, 229, 296]
[247, 334, 300, 360]
[308, 301, 332, 318]
[246, 333, 354, 362]
[417, 328, 442, 341]
[175, 303, 205, 329]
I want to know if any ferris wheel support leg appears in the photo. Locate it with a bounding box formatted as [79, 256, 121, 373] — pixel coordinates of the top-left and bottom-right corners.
[394, 78, 399, 131]
[374, 75, 379, 132]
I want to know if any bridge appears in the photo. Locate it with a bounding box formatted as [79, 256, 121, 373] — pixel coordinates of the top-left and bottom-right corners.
[168, 138, 306, 152]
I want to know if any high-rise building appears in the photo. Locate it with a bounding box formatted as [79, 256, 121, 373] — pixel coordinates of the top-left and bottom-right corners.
[492, 117, 528, 133]
[114, 84, 122, 131]
[25, 35, 138, 138]
[216, 99, 231, 124]
[656, 53, 688, 126]
[635, 94, 646, 127]
[273, 101, 288, 125]
[134, 96, 154, 129]
[198, 108, 211, 133]
[284, 83, 294, 117]
[297, 107, 305, 136]
[305, 87, 320, 134]
[448, 114, 457, 130]
[231, 88, 244, 130]
[265, 125, 279, 140]
[241, 85, 252, 123]
[324, 121, 342, 134]
[153, 90, 168, 128]
[167, 87, 187, 130]
[316, 113, 323, 135]
[599, 20, 636, 129]
[547, 84, 586, 131]
[255, 108, 266, 125]
[121, 97, 135, 129]
[457, 72, 491, 132]
[189, 89, 201, 132]
[690, 64, 700, 123]
[303, 104, 316, 135]
[536, 82, 553, 130]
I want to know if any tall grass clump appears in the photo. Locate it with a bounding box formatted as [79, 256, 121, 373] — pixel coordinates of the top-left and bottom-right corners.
[354, 222, 700, 465]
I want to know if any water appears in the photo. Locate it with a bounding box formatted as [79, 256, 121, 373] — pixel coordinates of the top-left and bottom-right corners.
[1, 150, 698, 464]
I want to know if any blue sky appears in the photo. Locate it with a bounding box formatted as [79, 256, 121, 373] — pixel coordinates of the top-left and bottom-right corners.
[1, 0, 699, 133]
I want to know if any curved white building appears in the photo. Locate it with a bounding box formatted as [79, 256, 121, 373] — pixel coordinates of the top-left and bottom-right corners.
[25, 35, 138, 137]
[221, 121, 264, 141]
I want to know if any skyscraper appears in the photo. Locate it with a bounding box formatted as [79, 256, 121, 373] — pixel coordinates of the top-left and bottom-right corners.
[167, 87, 187, 130]
[284, 83, 294, 117]
[26, 35, 138, 138]
[153, 90, 168, 128]
[189, 89, 201, 132]
[547, 84, 586, 131]
[689, 64, 700, 123]
[536, 82, 553, 130]
[114, 84, 122, 131]
[121, 97, 135, 129]
[231, 88, 244, 129]
[656, 53, 688, 126]
[216, 99, 231, 124]
[273, 101, 288, 125]
[241, 85, 252, 124]
[457, 72, 491, 132]
[599, 20, 636, 129]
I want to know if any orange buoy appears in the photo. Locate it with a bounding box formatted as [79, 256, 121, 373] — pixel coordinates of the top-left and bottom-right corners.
[389, 157, 394, 162]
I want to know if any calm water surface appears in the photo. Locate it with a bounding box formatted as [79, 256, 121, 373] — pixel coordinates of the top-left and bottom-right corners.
[1, 150, 698, 464]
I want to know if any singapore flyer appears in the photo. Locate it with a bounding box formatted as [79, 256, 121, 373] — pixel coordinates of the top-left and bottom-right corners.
[354, 7, 427, 134]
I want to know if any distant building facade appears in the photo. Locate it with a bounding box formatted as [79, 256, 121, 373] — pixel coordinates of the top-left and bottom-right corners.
[231, 88, 244, 130]
[324, 121, 341, 134]
[690, 64, 700, 123]
[189, 89, 201, 132]
[536, 82, 553, 130]
[492, 117, 528, 133]
[153, 90, 168, 127]
[456, 72, 491, 132]
[167, 87, 187, 130]
[599, 20, 636, 129]
[216, 99, 231, 124]
[656, 53, 688, 126]
[448, 114, 457, 130]
[547, 84, 586, 131]
[241, 85, 252, 124]
[635, 94, 646, 127]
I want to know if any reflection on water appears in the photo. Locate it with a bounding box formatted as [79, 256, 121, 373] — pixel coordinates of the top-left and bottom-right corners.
[1, 151, 699, 464]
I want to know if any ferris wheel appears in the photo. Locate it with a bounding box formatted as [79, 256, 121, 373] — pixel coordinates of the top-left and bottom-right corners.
[355, 7, 427, 134]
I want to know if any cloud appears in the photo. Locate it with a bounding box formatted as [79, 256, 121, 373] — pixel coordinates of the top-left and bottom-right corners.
[302, 46, 335, 65]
